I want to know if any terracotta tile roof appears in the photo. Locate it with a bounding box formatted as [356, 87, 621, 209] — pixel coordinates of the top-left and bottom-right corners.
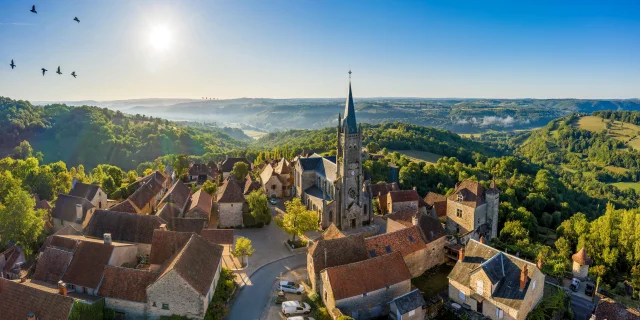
[595, 297, 640, 320]
[160, 180, 192, 210]
[274, 158, 291, 174]
[260, 164, 276, 186]
[157, 203, 183, 224]
[369, 182, 399, 197]
[244, 179, 262, 195]
[321, 224, 345, 240]
[51, 194, 95, 223]
[149, 230, 193, 265]
[40, 225, 83, 252]
[84, 210, 167, 244]
[69, 182, 101, 201]
[1, 245, 24, 274]
[33, 193, 52, 211]
[109, 199, 138, 213]
[416, 214, 446, 243]
[156, 234, 224, 296]
[572, 247, 593, 265]
[49, 235, 80, 251]
[386, 207, 419, 228]
[32, 247, 73, 284]
[325, 252, 411, 300]
[424, 192, 447, 217]
[217, 178, 246, 203]
[200, 229, 235, 245]
[389, 190, 420, 203]
[220, 157, 251, 172]
[98, 266, 158, 303]
[308, 234, 369, 275]
[188, 189, 212, 214]
[448, 180, 486, 208]
[128, 176, 163, 210]
[171, 218, 206, 234]
[188, 163, 215, 177]
[366, 226, 427, 258]
[0, 278, 75, 320]
[62, 241, 114, 288]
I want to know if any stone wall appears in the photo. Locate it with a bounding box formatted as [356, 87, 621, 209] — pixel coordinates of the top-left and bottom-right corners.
[572, 262, 589, 279]
[218, 202, 243, 227]
[92, 190, 108, 210]
[334, 280, 411, 319]
[446, 201, 486, 234]
[264, 176, 284, 198]
[104, 298, 147, 320]
[403, 236, 446, 277]
[147, 270, 206, 319]
[388, 200, 418, 215]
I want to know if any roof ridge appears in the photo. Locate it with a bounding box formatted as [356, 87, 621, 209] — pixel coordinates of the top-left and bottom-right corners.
[469, 239, 538, 268]
[324, 250, 401, 271]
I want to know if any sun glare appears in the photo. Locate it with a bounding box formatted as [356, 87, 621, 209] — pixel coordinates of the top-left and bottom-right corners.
[149, 25, 172, 52]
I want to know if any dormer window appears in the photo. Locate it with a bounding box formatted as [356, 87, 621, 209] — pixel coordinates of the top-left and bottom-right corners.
[457, 192, 463, 201]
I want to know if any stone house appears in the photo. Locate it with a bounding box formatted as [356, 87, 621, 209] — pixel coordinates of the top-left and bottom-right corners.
[389, 289, 426, 320]
[321, 252, 412, 319]
[148, 230, 194, 272]
[216, 177, 246, 228]
[445, 180, 500, 241]
[369, 182, 400, 214]
[260, 158, 293, 198]
[386, 189, 421, 215]
[307, 231, 369, 294]
[111, 171, 168, 215]
[159, 180, 192, 213]
[69, 180, 108, 210]
[424, 192, 447, 218]
[146, 234, 224, 319]
[83, 210, 168, 255]
[220, 157, 252, 179]
[0, 277, 75, 320]
[188, 163, 218, 184]
[185, 189, 212, 220]
[98, 266, 158, 320]
[0, 244, 26, 280]
[572, 247, 592, 280]
[50, 194, 96, 232]
[201, 228, 235, 254]
[448, 239, 545, 320]
[243, 175, 262, 195]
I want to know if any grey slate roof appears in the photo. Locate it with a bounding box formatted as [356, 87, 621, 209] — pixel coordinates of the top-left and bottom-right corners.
[297, 157, 337, 182]
[69, 182, 101, 201]
[392, 289, 426, 315]
[83, 210, 167, 244]
[481, 253, 506, 284]
[51, 194, 95, 223]
[343, 81, 358, 134]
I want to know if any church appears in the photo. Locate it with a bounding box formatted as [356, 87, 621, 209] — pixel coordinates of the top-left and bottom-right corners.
[293, 73, 372, 231]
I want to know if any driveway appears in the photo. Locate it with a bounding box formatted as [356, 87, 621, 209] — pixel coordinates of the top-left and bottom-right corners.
[571, 295, 594, 320]
[227, 254, 307, 320]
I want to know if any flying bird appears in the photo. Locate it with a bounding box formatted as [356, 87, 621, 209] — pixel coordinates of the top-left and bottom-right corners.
[56, 66, 62, 75]
[41, 68, 47, 76]
[71, 71, 77, 78]
[30, 5, 37, 14]
[73, 17, 80, 23]
[10, 60, 16, 69]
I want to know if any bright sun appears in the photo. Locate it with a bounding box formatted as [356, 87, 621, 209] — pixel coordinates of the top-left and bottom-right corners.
[149, 25, 172, 52]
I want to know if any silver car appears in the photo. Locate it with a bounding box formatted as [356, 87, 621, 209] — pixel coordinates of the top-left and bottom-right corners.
[277, 281, 305, 294]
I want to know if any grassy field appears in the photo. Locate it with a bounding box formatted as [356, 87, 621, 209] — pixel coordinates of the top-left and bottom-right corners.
[242, 129, 267, 139]
[605, 166, 629, 174]
[392, 149, 443, 164]
[576, 116, 640, 149]
[459, 133, 482, 138]
[608, 182, 640, 192]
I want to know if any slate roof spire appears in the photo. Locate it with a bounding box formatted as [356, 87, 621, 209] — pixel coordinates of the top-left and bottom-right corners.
[343, 70, 358, 134]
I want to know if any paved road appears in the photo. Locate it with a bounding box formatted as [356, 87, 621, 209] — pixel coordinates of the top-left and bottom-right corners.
[571, 295, 594, 320]
[227, 254, 307, 320]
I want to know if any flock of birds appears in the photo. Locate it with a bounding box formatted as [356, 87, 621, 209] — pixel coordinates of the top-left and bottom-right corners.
[9, 5, 80, 78]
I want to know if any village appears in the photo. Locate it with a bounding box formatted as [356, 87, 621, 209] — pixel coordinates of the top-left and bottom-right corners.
[0, 81, 636, 320]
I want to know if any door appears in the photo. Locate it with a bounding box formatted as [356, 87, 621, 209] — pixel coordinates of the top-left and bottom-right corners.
[477, 300, 483, 313]
[351, 219, 356, 228]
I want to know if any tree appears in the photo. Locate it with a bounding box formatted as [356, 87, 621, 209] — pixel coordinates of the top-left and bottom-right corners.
[500, 220, 529, 243]
[172, 154, 190, 181]
[231, 237, 255, 267]
[143, 168, 154, 176]
[127, 170, 138, 183]
[0, 174, 45, 254]
[276, 198, 318, 242]
[202, 180, 217, 195]
[102, 176, 117, 196]
[12, 140, 33, 159]
[247, 190, 270, 224]
[366, 142, 380, 154]
[231, 162, 249, 181]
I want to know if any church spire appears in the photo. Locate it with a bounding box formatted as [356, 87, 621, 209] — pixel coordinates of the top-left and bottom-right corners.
[343, 70, 357, 133]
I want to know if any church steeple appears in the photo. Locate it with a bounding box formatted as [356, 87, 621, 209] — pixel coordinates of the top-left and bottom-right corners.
[343, 70, 358, 134]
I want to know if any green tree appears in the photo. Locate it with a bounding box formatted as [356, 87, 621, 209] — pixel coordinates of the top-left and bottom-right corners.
[366, 142, 380, 153]
[0, 174, 45, 254]
[172, 154, 190, 181]
[500, 220, 529, 243]
[202, 180, 217, 195]
[247, 190, 270, 224]
[231, 162, 249, 181]
[102, 176, 117, 196]
[126, 170, 138, 183]
[231, 237, 255, 267]
[276, 198, 318, 242]
[12, 140, 33, 159]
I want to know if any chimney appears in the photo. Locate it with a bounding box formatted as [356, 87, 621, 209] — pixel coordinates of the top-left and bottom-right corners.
[27, 312, 35, 320]
[103, 233, 112, 245]
[458, 247, 465, 261]
[75, 204, 83, 221]
[455, 182, 460, 189]
[479, 235, 485, 244]
[537, 257, 543, 270]
[520, 265, 529, 291]
[412, 213, 419, 226]
[58, 281, 67, 296]
[159, 223, 167, 231]
[412, 186, 416, 191]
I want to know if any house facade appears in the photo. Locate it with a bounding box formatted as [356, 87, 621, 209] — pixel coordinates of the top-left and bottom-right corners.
[216, 177, 246, 228]
[445, 180, 500, 241]
[69, 180, 108, 210]
[389, 289, 427, 320]
[260, 158, 293, 198]
[51, 194, 96, 232]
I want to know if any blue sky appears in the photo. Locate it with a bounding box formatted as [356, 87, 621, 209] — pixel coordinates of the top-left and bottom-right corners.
[0, 0, 639, 100]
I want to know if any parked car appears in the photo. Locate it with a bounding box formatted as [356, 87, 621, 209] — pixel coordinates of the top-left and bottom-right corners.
[278, 281, 305, 294]
[585, 283, 595, 296]
[287, 317, 315, 320]
[275, 290, 287, 304]
[281, 301, 311, 316]
[570, 278, 581, 292]
[269, 197, 278, 205]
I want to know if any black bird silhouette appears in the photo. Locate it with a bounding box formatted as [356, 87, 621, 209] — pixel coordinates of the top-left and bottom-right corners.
[30, 5, 37, 14]
[41, 68, 47, 76]
[73, 17, 80, 23]
[71, 71, 77, 78]
[10, 59, 16, 69]
[56, 66, 62, 75]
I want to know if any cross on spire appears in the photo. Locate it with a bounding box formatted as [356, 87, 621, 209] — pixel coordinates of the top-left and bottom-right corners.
[348, 69, 352, 79]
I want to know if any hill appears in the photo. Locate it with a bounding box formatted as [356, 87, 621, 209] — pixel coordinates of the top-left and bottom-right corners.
[0, 97, 247, 170]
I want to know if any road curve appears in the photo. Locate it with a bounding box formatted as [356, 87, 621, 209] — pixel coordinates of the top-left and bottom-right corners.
[227, 254, 307, 320]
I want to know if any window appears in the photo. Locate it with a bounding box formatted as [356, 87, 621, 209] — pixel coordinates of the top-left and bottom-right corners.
[457, 193, 463, 201]
[362, 292, 367, 297]
[456, 208, 463, 218]
[369, 250, 377, 257]
[152, 302, 157, 307]
[458, 290, 465, 302]
[162, 303, 169, 310]
[385, 245, 392, 253]
[408, 310, 415, 317]
[271, 184, 276, 190]
[476, 280, 484, 295]
[408, 235, 414, 242]
[324, 291, 327, 301]
[496, 308, 504, 319]
[532, 280, 536, 290]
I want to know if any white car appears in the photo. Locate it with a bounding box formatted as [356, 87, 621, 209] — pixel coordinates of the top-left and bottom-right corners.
[287, 317, 315, 320]
[278, 281, 305, 294]
[281, 301, 311, 316]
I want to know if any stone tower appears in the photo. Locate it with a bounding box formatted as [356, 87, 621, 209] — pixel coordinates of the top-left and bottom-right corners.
[486, 179, 500, 239]
[336, 72, 370, 230]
